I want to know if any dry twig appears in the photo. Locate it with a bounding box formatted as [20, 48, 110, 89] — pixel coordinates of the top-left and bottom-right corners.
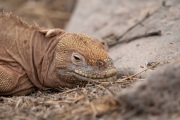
[103, 7, 163, 48]
[100, 61, 160, 85]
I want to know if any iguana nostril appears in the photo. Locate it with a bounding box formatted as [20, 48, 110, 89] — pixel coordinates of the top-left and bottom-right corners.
[97, 60, 105, 67]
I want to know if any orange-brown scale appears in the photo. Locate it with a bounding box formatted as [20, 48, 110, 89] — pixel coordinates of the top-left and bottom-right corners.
[55, 33, 108, 67]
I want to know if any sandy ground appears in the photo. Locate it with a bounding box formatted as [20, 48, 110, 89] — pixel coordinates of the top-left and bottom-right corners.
[0, 80, 133, 120]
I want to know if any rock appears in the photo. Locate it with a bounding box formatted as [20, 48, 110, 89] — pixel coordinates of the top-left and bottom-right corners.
[66, 0, 180, 78]
[117, 57, 180, 120]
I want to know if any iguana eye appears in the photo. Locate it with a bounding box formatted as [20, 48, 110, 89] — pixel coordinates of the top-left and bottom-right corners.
[74, 55, 81, 61]
[71, 52, 86, 65]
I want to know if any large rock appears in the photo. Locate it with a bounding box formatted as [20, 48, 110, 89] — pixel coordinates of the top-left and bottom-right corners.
[66, 0, 180, 78]
[117, 58, 180, 120]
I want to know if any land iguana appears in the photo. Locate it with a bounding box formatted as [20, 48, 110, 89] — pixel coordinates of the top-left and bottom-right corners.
[0, 12, 117, 96]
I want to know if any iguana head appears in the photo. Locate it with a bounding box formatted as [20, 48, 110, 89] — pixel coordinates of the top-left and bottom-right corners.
[40, 29, 117, 87]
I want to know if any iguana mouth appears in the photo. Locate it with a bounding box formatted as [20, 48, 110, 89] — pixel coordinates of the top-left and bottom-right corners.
[73, 68, 117, 79]
[57, 68, 117, 85]
[71, 71, 117, 83]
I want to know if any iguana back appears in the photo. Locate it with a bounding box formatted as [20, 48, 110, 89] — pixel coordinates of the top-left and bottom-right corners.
[0, 12, 59, 95]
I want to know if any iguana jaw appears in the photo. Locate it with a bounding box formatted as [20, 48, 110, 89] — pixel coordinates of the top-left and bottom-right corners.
[56, 66, 117, 85]
[71, 71, 117, 83]
[74, 68, 117, 79]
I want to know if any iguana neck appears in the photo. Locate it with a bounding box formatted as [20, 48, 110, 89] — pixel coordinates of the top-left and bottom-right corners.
[23, 29, 59, 89]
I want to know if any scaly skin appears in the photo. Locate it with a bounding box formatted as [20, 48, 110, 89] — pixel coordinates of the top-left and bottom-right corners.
[0, 12, 117, 96]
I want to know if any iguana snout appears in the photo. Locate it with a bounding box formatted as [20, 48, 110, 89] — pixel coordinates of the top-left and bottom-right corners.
[48, 32, 117, 86]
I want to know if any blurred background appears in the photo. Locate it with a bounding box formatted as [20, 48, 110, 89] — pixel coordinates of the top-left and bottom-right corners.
[0, 0, 77, 28]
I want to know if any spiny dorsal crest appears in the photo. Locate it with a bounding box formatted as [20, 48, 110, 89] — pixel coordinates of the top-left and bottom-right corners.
[0, 11, 40, 30]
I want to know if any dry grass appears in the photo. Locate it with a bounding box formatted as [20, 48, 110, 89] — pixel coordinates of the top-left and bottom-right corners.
[0, 62, 160, 120]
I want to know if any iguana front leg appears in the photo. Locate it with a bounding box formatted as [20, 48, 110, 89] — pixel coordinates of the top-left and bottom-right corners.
[0, 66, 34, 96]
